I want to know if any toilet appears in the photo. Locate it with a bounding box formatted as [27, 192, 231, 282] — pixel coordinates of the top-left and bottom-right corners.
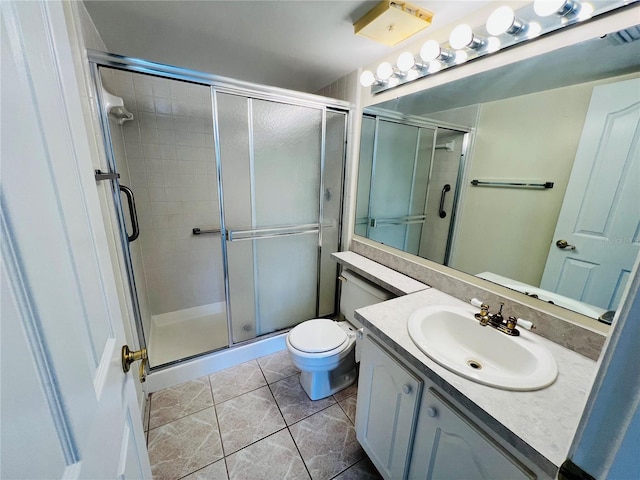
[286, 269, 394, 400]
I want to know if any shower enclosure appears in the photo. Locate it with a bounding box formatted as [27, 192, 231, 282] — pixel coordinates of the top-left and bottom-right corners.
[92, 53, 348, 369]
[357, 113, 468, 265]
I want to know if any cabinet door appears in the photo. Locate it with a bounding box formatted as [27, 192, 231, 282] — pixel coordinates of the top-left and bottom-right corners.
[356, 335, 423, 479]
[409, 388, 535, 480]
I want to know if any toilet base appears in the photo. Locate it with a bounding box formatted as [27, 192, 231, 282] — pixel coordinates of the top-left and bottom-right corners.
[299, 350, 358, 400]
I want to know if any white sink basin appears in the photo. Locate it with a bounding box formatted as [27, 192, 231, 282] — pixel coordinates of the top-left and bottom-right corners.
[407, 306, 558, 391]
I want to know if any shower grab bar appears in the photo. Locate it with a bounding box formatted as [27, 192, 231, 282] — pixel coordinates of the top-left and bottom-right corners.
[439, 184, 451, 219]
[227, 223, 320, 242]
[192, 227, 221, 235]
[471, 179, 554, 189]
[369, 215, 426, 228]
[119, 185, 140, 242]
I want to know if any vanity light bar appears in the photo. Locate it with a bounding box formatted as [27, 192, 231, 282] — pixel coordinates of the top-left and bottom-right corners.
[361, 0, 637, 93]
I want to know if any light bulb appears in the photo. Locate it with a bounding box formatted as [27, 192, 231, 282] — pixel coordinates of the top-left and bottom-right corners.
[406, 69, 420, 81]
[420, 40, 441, 62]
[397, 52, 416, 72]
[376, 62, 394, 81]
[455, 50, 468, 64]
[449, 24, 474, 49]
[428, 61, 442, 73]
[486, 37, 501, 53]
[527, 22, 542, 38]
[388, 77, 400, 88]
[534, 0, 578, 17]
[359, 70, 376, 87]
[487, 6, 515, 35]
[578, 2, 594, 20]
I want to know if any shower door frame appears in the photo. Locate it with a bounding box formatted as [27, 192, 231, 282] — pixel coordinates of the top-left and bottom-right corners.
[359, 109, 473, 265]
[89, 50, 350, 371]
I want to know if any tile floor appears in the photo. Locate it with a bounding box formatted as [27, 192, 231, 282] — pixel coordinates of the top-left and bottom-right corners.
[146, 350, 383, 480]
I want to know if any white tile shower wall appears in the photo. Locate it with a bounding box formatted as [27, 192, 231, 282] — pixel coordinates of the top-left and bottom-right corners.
[103, 70, 225, 316]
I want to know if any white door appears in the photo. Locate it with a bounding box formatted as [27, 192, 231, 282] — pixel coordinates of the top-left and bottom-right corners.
[1, 2, 151, 478]
[541, 78, 640, 311]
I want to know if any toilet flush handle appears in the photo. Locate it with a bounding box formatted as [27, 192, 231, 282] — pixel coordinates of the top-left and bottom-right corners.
[356, 328, 364, 340]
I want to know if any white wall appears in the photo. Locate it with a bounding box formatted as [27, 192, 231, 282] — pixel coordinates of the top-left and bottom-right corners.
[449, 72, 640, 286]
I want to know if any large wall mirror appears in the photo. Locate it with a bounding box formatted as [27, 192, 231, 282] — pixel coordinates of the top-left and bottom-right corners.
[356, 24, 640, 323]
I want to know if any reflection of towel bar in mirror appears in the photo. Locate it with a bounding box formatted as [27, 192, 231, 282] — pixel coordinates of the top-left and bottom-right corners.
[369, 215, 427, 227]
[470, 180, 554, 189]
[192, 227, 221, 235]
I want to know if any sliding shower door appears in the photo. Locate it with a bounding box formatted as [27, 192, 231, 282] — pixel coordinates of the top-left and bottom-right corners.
[364, 118, 435, 255]
[216, 93, 339, 343]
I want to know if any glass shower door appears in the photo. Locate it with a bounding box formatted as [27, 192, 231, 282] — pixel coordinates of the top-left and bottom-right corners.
[215, 93, 324, 343]
[367, 120, 435, 255]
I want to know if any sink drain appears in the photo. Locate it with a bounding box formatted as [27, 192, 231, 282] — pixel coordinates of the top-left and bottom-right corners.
[467, 360, 483, 370]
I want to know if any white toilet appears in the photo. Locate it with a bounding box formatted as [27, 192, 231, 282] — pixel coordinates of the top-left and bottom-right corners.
[286, 269, 394, 400]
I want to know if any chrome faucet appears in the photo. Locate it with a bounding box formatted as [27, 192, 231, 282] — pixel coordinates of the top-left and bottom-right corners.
[470, 298, 535, 336]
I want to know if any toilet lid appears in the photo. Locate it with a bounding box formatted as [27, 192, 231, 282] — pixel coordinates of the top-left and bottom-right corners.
[289, 319, 348, 353]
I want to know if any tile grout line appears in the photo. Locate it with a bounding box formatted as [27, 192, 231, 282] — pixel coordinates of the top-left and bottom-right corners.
[206, 375, 230, 480]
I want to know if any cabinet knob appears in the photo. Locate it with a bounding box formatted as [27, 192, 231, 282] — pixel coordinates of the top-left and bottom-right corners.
[426, 407, 438, 418]
[402, 384, 412, 394]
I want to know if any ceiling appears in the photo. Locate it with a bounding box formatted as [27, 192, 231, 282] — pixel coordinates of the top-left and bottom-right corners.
[84, 0, 492, 93]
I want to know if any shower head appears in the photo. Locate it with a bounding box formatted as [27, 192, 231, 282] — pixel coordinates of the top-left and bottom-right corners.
[102, 87, 133, 125]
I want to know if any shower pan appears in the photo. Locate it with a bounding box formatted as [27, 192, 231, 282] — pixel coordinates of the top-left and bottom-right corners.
[91, 52, 348, 370]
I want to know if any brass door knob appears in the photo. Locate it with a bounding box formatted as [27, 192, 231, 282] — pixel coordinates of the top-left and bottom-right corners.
[556, 239, 576, 250]
[121, 345, 148, 383]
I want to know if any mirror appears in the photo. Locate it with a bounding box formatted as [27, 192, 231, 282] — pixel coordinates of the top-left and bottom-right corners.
[356, 26, 640, 322]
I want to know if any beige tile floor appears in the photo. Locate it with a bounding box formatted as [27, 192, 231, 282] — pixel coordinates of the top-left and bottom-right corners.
[146, 350, 383, 480]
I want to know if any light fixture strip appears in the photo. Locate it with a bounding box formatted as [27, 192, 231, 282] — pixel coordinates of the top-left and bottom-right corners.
[363, 0, 637, 94]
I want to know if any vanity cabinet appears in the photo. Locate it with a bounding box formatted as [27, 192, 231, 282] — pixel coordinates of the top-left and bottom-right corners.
[408, 388, 534, 479]
[356, 332, 541, 480]
[356, 335, 423, 479]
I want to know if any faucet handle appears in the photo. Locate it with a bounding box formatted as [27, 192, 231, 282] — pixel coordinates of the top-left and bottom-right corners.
[508, 316, 535, 331]
[470, 298, 486, 308]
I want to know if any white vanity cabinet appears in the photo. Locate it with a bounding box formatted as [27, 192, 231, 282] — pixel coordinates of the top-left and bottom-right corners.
[357, 332, 543, 480]
[356, 335, 423, 479]
[408, 388, 535, 479]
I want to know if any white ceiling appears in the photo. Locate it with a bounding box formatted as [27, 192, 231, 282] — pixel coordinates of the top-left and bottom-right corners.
[84, 0, 492, 93]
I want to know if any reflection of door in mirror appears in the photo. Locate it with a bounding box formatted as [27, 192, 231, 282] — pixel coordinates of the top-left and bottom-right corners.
[541, 77, 640, 311]
[357, 115, 466, 263]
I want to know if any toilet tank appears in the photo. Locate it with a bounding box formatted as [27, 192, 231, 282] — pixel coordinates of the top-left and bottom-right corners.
[340, 270, 395, 329]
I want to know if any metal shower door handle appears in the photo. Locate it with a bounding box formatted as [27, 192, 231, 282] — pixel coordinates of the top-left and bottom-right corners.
[439, 184, 451, 218]
[119, 185, 140, 242]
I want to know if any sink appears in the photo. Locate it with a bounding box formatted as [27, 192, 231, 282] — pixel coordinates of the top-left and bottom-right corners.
[407, 306, 558, 391]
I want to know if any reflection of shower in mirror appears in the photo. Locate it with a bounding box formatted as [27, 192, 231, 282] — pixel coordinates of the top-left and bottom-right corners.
[435, 141, 455, 151]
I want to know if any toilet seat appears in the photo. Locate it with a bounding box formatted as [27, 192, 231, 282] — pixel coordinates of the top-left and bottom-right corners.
[288, 319, 348, 354]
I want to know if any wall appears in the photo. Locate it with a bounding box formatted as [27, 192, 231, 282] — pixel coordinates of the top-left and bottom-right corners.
[101, 70, 225, 317]
[450, 81, 593, 284]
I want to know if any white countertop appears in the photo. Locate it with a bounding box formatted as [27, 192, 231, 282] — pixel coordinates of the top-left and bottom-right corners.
[332, 251, 428, 296]
[355, 288, 598, 473]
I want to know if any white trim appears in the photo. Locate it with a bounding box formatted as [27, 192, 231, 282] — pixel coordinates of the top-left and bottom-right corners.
[146, 333, 286, 392]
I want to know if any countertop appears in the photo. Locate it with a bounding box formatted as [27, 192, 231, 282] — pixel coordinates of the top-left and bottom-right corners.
[355, 288, 597, 476]
[332, 251, 428, 296]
